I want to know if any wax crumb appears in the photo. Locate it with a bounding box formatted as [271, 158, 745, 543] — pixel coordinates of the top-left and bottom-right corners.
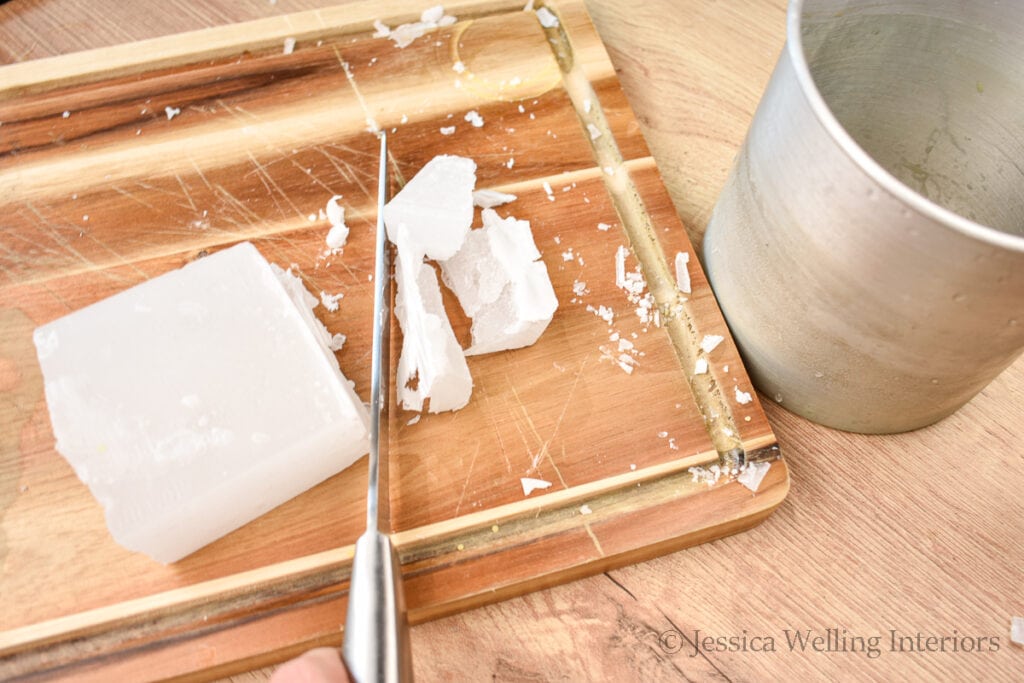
[62, 110, 70, 118]
[735, 387, 752, 404]
[597, 222, 611, 232]
[464, 110, 484, 127]
[1011, 617, 1024, 646]
[694, 358, 708, 375]
[583, 98, 593, 113]
[452, 60, 466, 73]
[587, 123, 602, 140]
[328, 333, 346, 351]
[165, 106, 181, 120]
[700, 334, 724, 354]
[737, 461, 771, 492]
[521, 477, 553, 496]
[407, 415, 421, 426]
[320, 291, 343, 312]
[536, 6, 559, 27]
[629, 463, 636, 471]
[579, 504, 592, 515]
[283, 37, 296, 55]
[543, 181, 555, 201]
[674, 252, 691, 294]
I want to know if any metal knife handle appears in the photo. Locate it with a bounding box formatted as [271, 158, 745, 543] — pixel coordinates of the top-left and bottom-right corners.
[342, 529, 413, 683]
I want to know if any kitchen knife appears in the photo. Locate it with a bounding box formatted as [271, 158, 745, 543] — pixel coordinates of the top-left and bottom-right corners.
[342, 132, 413, 683]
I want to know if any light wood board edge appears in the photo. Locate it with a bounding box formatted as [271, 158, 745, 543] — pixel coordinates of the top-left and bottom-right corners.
[0, 0, 523, 99]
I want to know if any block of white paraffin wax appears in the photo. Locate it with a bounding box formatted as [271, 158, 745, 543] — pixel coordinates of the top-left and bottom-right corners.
[32, 242, 369, 563]
[441, 209, 558, 356]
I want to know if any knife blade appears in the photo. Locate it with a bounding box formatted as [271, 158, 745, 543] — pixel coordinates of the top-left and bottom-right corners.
[342, 132, 413, 683]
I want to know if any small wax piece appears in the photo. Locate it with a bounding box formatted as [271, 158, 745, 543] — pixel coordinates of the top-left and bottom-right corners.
[383, 155, 476, 260]
[472, 189, 517, 209]
[737, 462, 771, 492]
[394, 251, 473, 413]
[33, 242, 369, 563]
[441, 208, 558, 356]
[520, 477, 552, 496]
[674, 251, 692, 294]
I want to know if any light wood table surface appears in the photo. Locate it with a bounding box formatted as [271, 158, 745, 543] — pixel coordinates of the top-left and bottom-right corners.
[2, 1, 1021, 680]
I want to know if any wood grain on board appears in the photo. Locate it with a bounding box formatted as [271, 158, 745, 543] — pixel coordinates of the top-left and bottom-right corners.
[0, 0, 785, 679]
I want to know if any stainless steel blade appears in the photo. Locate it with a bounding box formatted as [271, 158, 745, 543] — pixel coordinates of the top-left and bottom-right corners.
[342, 132, 413, 683]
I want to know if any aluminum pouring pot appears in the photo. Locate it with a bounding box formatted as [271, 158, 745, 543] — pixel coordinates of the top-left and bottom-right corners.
[703, 0, 1024, 433]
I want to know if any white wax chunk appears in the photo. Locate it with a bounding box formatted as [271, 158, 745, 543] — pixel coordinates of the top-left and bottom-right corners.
[441, 208, 558, 356]
[382, 155, 476, 261]
[394, 251, 473, 413]
[33, 242, 369, 563]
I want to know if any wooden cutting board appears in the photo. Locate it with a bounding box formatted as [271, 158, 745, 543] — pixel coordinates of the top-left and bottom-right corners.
[0, 0, 788, 679]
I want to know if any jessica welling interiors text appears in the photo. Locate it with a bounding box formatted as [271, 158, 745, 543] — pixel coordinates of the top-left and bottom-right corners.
[657, 628, 1002, 659]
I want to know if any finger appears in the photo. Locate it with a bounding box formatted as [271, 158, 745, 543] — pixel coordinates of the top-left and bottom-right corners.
[269, 647, 352, 683]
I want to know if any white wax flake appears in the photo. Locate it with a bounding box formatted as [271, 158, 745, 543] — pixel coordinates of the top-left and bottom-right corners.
[694, 358, 708, 375]
[668, 437, 678, 450]
[536, 6, 559, 27]
[597, 222, 611, 232]
[518, 104, 526, 113]
[165, 106, 181, 121]
[617, 338, 634, 353]
[542, 181, 555, 201]
[617, 353, 637, 374]
[735, 387, 752, 404]
[62, 110, 70, 118]
[440, 125, 456, 135]
[583, 98, 593, 113]
[700, 334, 724, 354]
[572, 280, 589, 297]
[521, 477, 553, 496]
[587, 123, 602, 140]
[579, 504, 593, 515]
[452, 60, 466, 73]
[561, 248, 575, 262]
[689, 465, 722, 486]
[407, 414, 421, 426]
[737, 461, 771, 493]
[326, 195, 345, 228]
[629, 463, 637, 471]
[657, 430, 668, 438]
[400, 114, 409, 124]
[723, 364, 730, 373]
[614, 245, 628, 289]
[473, 189, 517, 209]
[328, 333, 346, 351]
[464, 110, 484, 127]
[320, 290, 343, 312]
[586, 304, 614, 325]
[283, 37, 296, 55]
[1011, 617, 1024, 646]
[506, 158, 515, 169]
[603, 166, 615, 176]
[674, 251, 692, 294]
[381, 5, 457, 48]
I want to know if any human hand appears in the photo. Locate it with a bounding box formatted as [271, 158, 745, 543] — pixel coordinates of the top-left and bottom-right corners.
[269, 647, 352, 683]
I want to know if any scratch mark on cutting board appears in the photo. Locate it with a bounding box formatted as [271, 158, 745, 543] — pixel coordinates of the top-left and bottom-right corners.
[477, 382, 512, 473]
[333, 47, 379, 134]
[540, 357, 588, 489]
[582, 520, 605, 557]
[111, 185, 158, 211]
[173, 173, 199, 212]
[287, 158, 336, 195]
[245, 151, 305, 219]
[453, 441, 481, 517]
